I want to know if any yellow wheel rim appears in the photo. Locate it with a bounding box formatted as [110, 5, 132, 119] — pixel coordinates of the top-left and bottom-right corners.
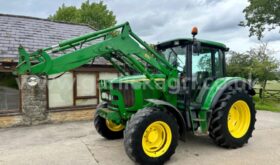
[142, 121, 172, 158]
[105, 120, 124, 132]
[227, 100, 251, 138]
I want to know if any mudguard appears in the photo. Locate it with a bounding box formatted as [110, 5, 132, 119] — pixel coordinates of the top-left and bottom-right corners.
[202, 77, 255, 111]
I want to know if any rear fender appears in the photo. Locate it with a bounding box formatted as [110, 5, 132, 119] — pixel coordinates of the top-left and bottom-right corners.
[202, 78, 255, 111]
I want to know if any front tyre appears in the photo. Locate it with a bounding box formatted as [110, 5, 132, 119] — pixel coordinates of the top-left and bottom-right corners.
[209, 90, 256, 148]
[124, 107, 179, 165]
[94, 114, 124, 140]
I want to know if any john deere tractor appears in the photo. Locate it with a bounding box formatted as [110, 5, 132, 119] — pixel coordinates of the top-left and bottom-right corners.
[16, 22, 256, 164]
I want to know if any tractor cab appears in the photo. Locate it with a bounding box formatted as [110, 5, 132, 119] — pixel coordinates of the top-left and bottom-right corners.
[156, 38, 228, 104]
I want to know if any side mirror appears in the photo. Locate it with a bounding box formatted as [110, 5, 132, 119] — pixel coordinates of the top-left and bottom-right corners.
[192, 41, 201, 55]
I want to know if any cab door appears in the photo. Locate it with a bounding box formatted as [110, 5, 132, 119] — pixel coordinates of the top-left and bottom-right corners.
[191, 46, 225, 103]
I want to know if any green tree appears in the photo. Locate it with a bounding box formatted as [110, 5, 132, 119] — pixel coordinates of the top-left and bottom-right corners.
[277, 71, 280, 79]
[249, 43, 279, 91]
[49, 1, 117, 30]
[49, 4, 79, 23]
[227, 44, 279, 92]
[226, 51, 254, 78]
[240, 0, 280, 40]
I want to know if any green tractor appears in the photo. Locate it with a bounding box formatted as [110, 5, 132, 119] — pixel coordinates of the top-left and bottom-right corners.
[16, 22, 256, 164]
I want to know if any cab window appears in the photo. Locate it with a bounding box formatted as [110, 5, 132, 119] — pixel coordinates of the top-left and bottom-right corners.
[160, 45, 186, 72]
[192, 47, 224, 78]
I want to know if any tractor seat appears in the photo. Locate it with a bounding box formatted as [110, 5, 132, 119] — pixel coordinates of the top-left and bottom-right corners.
[190, 102, 201, 111]
[193, 71, 210, 103]
[196, 71, 209, 88]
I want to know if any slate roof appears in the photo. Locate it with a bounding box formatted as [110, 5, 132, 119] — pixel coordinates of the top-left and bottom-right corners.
[0, 14, 108, 65]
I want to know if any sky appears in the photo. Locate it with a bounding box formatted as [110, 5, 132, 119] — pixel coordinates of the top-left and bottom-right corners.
[0, 0, 279, 60]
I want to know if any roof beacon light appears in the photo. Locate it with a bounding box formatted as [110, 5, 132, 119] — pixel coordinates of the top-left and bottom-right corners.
[191, 27, 198, 37]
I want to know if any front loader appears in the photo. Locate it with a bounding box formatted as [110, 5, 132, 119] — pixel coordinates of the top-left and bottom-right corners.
[16, 22, 256, 164]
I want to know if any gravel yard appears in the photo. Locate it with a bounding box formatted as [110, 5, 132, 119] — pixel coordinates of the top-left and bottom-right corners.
[0, 110, 279, 165]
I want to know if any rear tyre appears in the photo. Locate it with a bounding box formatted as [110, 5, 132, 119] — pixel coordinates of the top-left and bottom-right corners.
[124, 107, 179, 165]
[209, 90, 256, 148]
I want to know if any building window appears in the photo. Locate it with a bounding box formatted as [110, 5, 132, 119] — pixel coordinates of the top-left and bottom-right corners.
[48, 72, 74, 108]
[99, 72, 118, 80]
[75, 72, 98, 106]
[0, 72, 20, 113]
[47, 70, 119, 110]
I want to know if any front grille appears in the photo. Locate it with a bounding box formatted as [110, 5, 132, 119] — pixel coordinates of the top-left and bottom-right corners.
[112, 83, 134, 107]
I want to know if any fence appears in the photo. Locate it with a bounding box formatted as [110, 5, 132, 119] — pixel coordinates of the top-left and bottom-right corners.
[255, 88, 280, 102]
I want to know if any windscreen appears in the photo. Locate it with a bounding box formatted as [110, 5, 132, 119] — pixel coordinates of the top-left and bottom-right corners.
[159, 45, 186, 72]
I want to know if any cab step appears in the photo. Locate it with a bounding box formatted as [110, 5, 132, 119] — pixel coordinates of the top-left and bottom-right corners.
[192, 118, 206, 122]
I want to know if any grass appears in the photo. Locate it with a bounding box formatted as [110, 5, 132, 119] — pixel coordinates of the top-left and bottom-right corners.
[254, 80, 280, 90]
[253, 80, 280, 112]
[253, 96, 280, 112]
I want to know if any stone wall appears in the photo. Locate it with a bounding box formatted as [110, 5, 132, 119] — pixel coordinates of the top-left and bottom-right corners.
[48, 109, 94, 124]
[21, 75, 48, 125]
[0, 115, 23, 128]
[0, 75, 95, 128]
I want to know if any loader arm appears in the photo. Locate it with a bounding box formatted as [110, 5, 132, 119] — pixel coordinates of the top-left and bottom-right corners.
[16, 22, 178, 88]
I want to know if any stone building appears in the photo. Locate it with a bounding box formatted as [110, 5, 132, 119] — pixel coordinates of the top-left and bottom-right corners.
[0, 14, 118, 128]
